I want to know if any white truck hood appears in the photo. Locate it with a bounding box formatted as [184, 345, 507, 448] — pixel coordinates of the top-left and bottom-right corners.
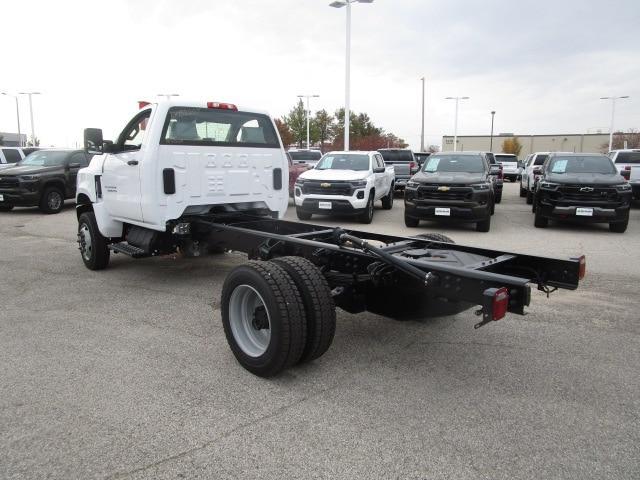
[300, 169, 368, 182]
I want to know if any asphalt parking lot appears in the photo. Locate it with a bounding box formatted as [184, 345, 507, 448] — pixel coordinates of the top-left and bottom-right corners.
[1, 182, 638, 480]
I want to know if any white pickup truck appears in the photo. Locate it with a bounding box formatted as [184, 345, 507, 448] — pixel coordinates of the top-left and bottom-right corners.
[293, 151, 395, 223]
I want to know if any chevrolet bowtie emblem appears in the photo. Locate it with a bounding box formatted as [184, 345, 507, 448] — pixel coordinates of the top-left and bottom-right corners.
[580, 187, 594, 192]
[438, 186, 450, 192]
[321, 183, 331, 188]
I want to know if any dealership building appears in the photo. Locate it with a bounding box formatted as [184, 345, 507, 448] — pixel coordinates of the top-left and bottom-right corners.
[441, 133, 609, 157]
[0, 132, 27, 147]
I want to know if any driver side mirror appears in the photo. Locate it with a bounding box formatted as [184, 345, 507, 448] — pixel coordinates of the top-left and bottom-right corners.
[533, 167, 543, 175]
[84, 128, 105, 155]
[373, 166, 385, 174]
[489, 165, 501, 175]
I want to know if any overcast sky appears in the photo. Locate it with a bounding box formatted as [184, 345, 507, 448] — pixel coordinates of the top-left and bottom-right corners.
[0, 0, 638, 149]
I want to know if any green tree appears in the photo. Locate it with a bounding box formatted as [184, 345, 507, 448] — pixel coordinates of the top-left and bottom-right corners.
[313, 109, 334, 151]
[502, 137, 522, 156]
[283, 99, 307, 148]
[274, 118, 294, 148]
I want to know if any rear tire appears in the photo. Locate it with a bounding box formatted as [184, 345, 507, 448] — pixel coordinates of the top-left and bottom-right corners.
[494, 193, 502, 204]
[221, 261, 306, 377]
[272, 257, 336, 364]
[78, 211, 110, 270]
[519, 185, 527, 197]
[534, 208, 548, 228]
[609, 219, 628, 233]
[359, 194, 374, 224]
[296, 208, 312, 221]
[476, 216, 491, 232]
[404, 214, 419, 227]
[526, 190, 534, 205]
[40, 186, 65, 214]
[381, 186, 394, 210]
[0, 205, 13, 212]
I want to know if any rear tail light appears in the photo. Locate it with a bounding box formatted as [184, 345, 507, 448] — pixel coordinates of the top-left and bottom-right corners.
[491, 287, 509, 320]
[207, 102, 237, 111]
[621, 166, 631, 180]
[578, 255, 586, 280]
[409, 161, 418, 173]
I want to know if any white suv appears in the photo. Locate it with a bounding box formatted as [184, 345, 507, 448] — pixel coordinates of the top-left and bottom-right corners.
[609, 149, 640, 200]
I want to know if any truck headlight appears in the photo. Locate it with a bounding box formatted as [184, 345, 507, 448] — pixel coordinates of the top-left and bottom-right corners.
[295, 178, 307, 186]
[615, 183, 631, 192]
[406, 181, 420, 189]
[471, 183, 490, 190]
[352, 180, 367, 187]
[20, 175, 39, 181]
[539, 181, 559, 190]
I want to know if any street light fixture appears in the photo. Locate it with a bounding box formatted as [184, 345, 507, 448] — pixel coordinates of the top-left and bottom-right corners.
[297, 94, 320, 149]
[329, 0, 374, 151]
[445, 96, 470, 152]
[490, 110, 496, 152]
[1, 92, 22, 147]
[18, 92, 41, 147]
[600, 96, 630, 151]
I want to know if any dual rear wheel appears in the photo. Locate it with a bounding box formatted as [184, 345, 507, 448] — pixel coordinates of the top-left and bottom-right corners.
[221, 257, 336, 377]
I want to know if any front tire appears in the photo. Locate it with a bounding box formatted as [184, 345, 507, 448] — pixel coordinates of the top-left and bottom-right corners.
[221, 261, 306, 377]
[494, 192, 502, 204]
[272, 257, 336, 364]
[534, 208, 548, 228]
[40, 186, 65, 214]
[296, 208, 312, 221]
[78, 211, 110, 270]
[609, 219, 628, 233]
[476, 216, 491, 232]
[520, 184, 527, 197]
[404, 214, 419, 227]
[359, 194, 374, 224]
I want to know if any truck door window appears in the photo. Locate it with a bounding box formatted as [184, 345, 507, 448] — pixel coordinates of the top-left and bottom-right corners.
[70, 152, 90, 167]
[2, 149, 22, 163]
[118, 109, 152, 152]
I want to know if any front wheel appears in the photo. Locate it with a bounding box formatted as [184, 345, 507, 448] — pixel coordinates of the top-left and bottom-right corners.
[526, 189, 534, 205]
[609, 219, 628, 233]
[404, 214, 419, 228]
[494, 193, 502, 204]
[534, 208, 548, 228]
[77, 211, 110, 270]
[519, 184, 527, 197]
[296, 208, 312, 221]
[359, 194, 374, 224]
[476, 216, 491, 232]
[221, 261, 306, 377]
[40, 186, 65, 214]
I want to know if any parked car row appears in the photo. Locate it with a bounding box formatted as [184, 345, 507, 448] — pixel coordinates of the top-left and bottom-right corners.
[0, 146, 41, 167]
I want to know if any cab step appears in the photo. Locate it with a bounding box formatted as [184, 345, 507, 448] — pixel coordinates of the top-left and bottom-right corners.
[109, 242, 149, 258]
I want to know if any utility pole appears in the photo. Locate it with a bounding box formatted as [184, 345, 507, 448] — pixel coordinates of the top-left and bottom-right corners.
[420, 77, 425, 152]
[490, 111, 496, 151]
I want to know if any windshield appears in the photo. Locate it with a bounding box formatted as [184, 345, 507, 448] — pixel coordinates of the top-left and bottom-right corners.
[423, 155, 485, 173]
[315, 154, 370, 171]
[19, 151, 70, 167]
[548, 156, 616, 174]
[289, 150, 322, 161]
[495, 154, 517, 163]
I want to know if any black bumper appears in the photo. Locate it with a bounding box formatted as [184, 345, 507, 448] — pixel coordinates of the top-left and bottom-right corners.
[404, 200, 491, 222]
[0, 189, 40, 207]
[537, 202, 630, 223]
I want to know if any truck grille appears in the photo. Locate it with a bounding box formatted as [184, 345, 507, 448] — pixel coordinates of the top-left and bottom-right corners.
[302, 182, 354, 196]
[552, 185, 619, 203]
[416, 185, 472, 201]
[0, 177, 19, 189]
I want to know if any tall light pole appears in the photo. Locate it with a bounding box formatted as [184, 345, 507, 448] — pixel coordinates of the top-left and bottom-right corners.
[18, 92, 41, 146]
[1, 92, 22, 147]
[600, 96, 630, 151]
[445, 96, 469, 152]
[489, 110, 496, 152]
[297, 94, 320, 149]
[329, 0, 374, 151]
[420, 77, 426, 152]
[158, 93, 180, 101]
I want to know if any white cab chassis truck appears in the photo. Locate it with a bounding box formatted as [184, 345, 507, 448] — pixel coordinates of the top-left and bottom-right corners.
[76, 100, 586, 377]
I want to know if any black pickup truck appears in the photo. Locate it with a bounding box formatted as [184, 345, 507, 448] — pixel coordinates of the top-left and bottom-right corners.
[404, 151, 500, 232]
[532, 153, 632, 232]
[0, 149, 91, 213]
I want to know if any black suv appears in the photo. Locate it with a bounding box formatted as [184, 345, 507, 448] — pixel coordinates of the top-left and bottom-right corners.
[404, 151, 500, 232]
[0, 149, 91, 214]
[532, 153, 632, 232]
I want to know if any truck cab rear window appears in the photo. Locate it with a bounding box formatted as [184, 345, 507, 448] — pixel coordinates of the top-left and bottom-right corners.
[615, 152, 640, 164]
[161, 107, 280, 148]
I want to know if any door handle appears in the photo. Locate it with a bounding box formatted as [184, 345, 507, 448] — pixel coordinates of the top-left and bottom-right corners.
[127, 160, 139, 166]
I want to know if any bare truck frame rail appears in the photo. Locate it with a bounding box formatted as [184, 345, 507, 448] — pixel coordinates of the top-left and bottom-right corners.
[182, 214, 584, 326]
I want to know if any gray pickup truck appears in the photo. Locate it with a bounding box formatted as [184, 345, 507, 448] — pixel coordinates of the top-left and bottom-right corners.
[378, 149, 417, 191]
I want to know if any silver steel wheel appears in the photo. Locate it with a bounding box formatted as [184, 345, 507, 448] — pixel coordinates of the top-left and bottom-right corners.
[228, 284, 271, 357]
[48, 191, 63, 210]
[78, 223, 93, 261]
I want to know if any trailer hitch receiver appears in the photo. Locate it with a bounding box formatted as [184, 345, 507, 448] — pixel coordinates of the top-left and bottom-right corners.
[474, 287, 510, 329]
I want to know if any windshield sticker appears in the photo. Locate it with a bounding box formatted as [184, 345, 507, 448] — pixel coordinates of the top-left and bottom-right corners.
[425, 158, 440, 172]
[551, 159, 568, 173]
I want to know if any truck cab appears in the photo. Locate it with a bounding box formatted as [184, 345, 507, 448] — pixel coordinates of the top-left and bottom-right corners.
[77, 100, 288, 241]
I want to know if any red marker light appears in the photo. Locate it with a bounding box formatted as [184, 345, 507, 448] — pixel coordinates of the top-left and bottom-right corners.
[138, 101, 151, 109]
[578, 255, 586, 280]
[207, 102, 237, 111]
[492, 287, 509, 321]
